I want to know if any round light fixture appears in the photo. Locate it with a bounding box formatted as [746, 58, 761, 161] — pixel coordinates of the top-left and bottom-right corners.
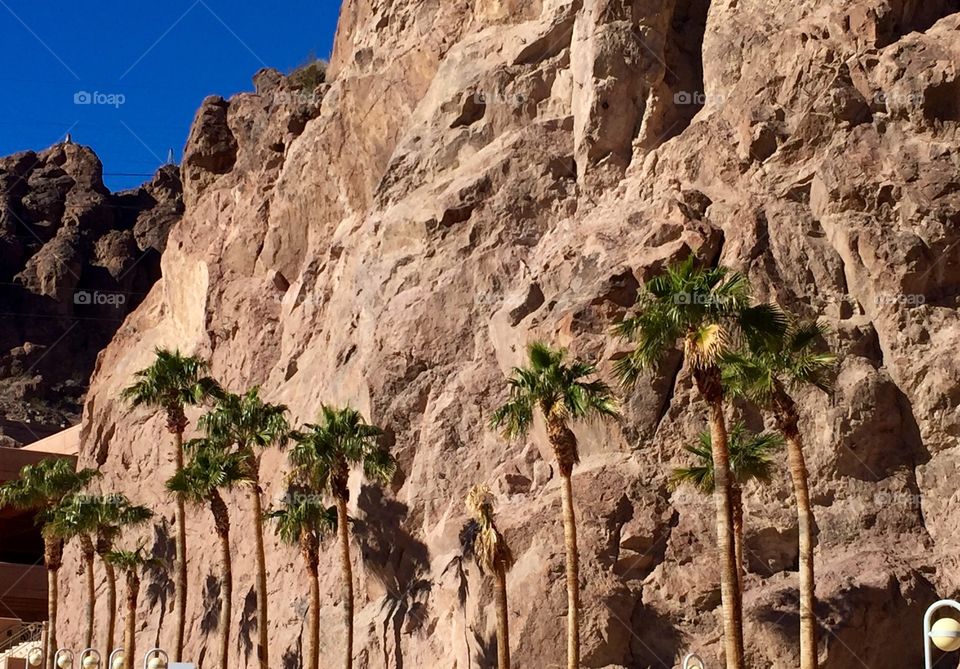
[146, 657, 167, 669]
[82, 655, 99, 668]
[110, 653, 125, 669]
[57, 653, 73, 669]
[931, 617, 960, 652]
[27, 648, 43, 666]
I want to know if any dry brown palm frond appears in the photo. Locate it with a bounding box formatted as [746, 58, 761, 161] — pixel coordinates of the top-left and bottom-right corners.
[465, 484, 514, 575]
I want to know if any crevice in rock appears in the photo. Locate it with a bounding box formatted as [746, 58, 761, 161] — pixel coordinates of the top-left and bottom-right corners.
[658, 0, 712, 140]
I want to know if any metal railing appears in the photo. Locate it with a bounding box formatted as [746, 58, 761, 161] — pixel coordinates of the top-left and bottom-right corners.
[0, 621, 43, 658]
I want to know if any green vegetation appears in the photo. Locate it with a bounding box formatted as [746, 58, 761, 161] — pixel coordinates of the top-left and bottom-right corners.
[0, 258, 838, 669]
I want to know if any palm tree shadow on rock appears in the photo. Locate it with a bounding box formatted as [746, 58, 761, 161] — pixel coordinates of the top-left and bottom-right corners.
[200, 573, 221, 635]
[238, 587, 257, 661]
[282, 643, 302, 669]
[628, 604, 682, 669]
[353, 485, 431, 669]
[146, 520, 175, 645]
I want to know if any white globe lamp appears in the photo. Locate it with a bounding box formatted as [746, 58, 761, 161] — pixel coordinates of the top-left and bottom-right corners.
[57, 653, 73, 669]
[82, 655, 99, 668]
[147, 657, 167, 669]
[931, 617, 960, 652]
[110, 652, 125, 669]
[27, 648, 43, 666]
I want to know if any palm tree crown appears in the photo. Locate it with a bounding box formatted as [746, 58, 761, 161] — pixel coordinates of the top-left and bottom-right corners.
[197, 387, 289, 454]
[0, 459, 98, 522]
[166, 441, 250, 503]
[722, 318, 836, 411]
[104, 545, 159, 572]
[464, 485, 513, 576]
[490, 342, 618, 470]
[267, 487, 337, 546]
[670, 423, 784, 493]
[290, 405, 396, 498]
[613, 257, 785, 388]
[121, 347, 222, 431]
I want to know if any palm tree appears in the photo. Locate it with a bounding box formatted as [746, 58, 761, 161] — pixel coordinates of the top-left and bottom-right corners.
[105, 546, 160, 669]
[166, 441, 249, 669]
[463, 484, 514, 669]
[722, 318, 836, 669]
[91, 497, 153, 653]
[490, 342, 619, 669]
[47, 496, 99, 649]
[670, 423, 784, 590]
[613, 257, 784, 669]
[267, 486, 336, 669]
[0, 459, 97, 669]
[198, 387, 289, 669]
[290, 405, 396, 669]
[122, 347, 221, 660]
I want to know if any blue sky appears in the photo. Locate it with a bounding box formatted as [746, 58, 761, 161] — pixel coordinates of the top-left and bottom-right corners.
[0, 0, 341, 191]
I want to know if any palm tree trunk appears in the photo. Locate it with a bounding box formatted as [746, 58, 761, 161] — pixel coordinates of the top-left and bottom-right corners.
[44, 536, 62, 669]
[210, 492, 232, 669]
[82, 539, 96, 649]
[494, 561, 511, 669]
[172, 428, 188, 662]
[302, 534, 321, 669]
[104, 560, 118, 653]
[546, 418, 581, 669]
[123, 571, 140, 669]
[249, 462, 270, 669]
[731, 485, 745, 594]
[335, 495, 354, 669]
[707, 399, 745, 669]
[785, 428, 817, 669]
[560, 471, 579, 669]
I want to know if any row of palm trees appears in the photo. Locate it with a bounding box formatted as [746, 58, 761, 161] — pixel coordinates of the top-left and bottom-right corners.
[1, 257, 834, 669]
[474, 258, 834, 669]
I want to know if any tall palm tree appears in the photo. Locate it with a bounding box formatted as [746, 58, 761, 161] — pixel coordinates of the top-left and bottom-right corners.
[47, 496, 99, 649]
[613, 257, 784, 669]
[198, 387, 289, 669]
[491, 342, 619, 669]
[105, 546, 160, 669]
[0, 459, 97, 669]
[166, 440, 249, 669]
[670, 423, 784, 590]
[122, 347, 221, 660]
[290, 405, 396, 669]
[267, 486, 336, 669]
[463, 484, 514, 669]
[723, 318, 836, 669]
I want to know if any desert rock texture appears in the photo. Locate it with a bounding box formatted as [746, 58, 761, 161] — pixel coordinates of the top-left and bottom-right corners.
[0, 145, 182, 444]
[57, 0, 960, 667]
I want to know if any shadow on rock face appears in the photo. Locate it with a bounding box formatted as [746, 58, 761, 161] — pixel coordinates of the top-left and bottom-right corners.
[146, 521, 175, 643]
[238, 587, 257, 660]
[282, 643, 302, 669]
[354, 486, 431, 669]
[627, 603, 684, 668]
[200, 573, 221, 635]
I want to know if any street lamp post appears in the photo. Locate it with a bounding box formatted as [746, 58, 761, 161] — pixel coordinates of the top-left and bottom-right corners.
[108, 649, 125, 669]
[682, 652, 705, 669]
[54, 649, 74, 668]
[925, 599, 960, 669]
[142, 648, 168, 669]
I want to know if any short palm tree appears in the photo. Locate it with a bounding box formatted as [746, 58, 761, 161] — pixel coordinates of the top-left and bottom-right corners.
[491, 342, 619, 669]
[463, 485, 514, 669]
[90, 496, 153, 652]
[122, 347, 221, 660]
[166, 441, 249, 669]
[198, 387, 289, 669]
[613, 258, 784, 669]
[723, 318, 836, 669]
[105, 546, 160, 669]
[0, 459, 97, 669]
[47, 496, 99, 649]
[267, 486, 336, 669]
[290, 405, 396, 669]
[670, 423, 784, 590]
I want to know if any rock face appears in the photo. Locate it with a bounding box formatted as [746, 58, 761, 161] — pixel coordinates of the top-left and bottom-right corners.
[58, 1, 960, 668]
[0, 145, 182, 444]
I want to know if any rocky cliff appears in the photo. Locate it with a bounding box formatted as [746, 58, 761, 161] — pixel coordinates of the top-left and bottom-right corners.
[0, 145, 182, 445]
[58, 1, 960, 667]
